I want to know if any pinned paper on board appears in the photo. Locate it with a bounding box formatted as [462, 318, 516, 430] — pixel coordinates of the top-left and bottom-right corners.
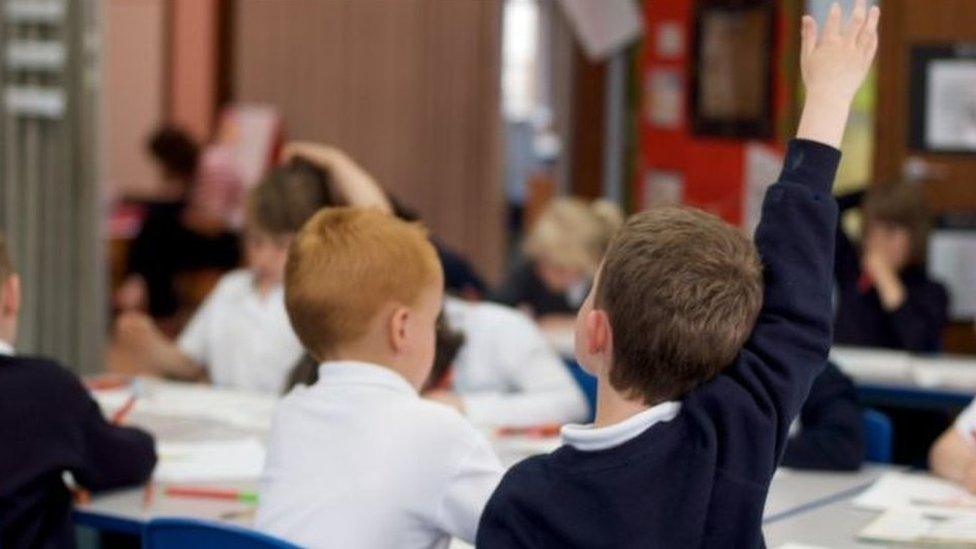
[646, 69, 684, 129]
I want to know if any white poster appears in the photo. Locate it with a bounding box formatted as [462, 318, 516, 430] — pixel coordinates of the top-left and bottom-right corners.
[557, 0, 644, 61]
[925, 60, 976, 151]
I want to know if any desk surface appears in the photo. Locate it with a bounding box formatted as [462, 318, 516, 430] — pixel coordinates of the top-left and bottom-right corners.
[77, 378, 901, 546]
[763, 496, 880, 548]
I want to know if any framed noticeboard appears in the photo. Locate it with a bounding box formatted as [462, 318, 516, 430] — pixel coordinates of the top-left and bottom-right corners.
[909, 44, 976, 154]
[690, 0, 775, 139]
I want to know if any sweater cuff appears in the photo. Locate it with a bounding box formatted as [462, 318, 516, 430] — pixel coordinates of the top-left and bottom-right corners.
[780, 139, 842, 194]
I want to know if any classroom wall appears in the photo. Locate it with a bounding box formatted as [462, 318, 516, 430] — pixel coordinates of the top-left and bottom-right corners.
[635, 0, 795, 225]
[103, 0, 167, 198]
[169, 0, 220, 143]
[231, 0, 505, 281]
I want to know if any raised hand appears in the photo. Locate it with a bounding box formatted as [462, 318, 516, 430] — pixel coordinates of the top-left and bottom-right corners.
[801, 0, 880, 102]
[796, 0, 880, 148]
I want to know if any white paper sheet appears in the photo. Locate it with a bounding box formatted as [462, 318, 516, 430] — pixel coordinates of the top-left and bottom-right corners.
[853, 472, 976, 515]
[154, 438, 267, 482]
[860, 508, 976, 544]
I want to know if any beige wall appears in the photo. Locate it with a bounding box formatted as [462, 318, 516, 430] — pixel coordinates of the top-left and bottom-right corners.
[103, 0, 167, 198]
[233, 0, 505, 281]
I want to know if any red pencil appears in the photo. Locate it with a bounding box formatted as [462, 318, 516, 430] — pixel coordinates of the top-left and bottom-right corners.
[165, 486, 259, 504]
[111, 395, 137, 425]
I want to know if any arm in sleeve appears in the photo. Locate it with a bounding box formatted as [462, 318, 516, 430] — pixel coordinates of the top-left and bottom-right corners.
[461, 314, 589, 427]
[782, 362, 864, 471]
[67, 378, 157, 492]
[434, 433, 503, 543]
[693, 139, 841, 468]
[885, 281, 949, 353]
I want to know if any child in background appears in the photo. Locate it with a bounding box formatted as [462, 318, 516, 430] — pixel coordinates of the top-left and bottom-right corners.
[477, 4, 878, 546]
[0, 232, 157, 548]
[929, 398, 976, 492]
[782, 362, 865, 471]
[491, 198, 622, 321]
[834, 181, 949, 352]
[257, 209, 502, 547]
[115, 143, 390, 394]
[116, 126, 240, 321]
[425, 296, 590, 426]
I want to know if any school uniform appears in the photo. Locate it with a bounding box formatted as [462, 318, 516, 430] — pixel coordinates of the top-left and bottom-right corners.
[256, 361, 503, 548]
[0, 341, 157, 548]
[178, 269, 304, 394]
[476, 139, 840, 548]
[443, 297, 589, 427]
[833, 191, 949, 353]
[782, 362, 865, 471]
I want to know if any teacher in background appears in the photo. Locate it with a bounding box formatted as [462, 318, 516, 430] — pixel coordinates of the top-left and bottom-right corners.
[833, 181, 949, 353]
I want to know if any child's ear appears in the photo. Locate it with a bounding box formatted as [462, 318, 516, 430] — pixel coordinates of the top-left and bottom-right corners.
[388, 306, 410, 354]
[1, 275, 20, 318]
[584, 309, 611, 357]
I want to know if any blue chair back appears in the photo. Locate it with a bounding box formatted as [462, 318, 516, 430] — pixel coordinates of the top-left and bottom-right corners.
[862, 408, 893, 464]
[143, 518, 299, 549]
[564, 358, 597, 421]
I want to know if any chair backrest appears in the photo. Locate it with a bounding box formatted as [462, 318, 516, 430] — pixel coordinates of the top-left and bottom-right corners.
[862, 408, 894, 464]
[563, 358, 597, 421]
[143, 518, 299, 549]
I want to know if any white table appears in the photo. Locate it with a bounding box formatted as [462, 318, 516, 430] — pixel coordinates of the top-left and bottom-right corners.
[76, 378, 901, 546]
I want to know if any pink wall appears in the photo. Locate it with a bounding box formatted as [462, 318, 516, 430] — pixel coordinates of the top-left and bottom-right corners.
[103, 0, 167, 198]
[169, 0, 219, 142]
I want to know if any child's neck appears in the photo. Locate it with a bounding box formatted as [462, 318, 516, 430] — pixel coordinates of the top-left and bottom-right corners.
[593, 375, 651, 428]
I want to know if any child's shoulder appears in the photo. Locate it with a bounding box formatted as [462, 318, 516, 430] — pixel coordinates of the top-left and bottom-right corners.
[0, 354, 87, 404]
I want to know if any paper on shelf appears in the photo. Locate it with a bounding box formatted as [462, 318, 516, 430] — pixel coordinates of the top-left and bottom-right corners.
[154, 438, 266, 482]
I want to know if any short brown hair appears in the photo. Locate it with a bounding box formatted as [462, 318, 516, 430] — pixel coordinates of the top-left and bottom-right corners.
[595, 207, 763, 404]
[246, 160, 339, 237]
[285, 207, 442, 359]
[0, 232, 12, 282]
[863, 181, 929, 265]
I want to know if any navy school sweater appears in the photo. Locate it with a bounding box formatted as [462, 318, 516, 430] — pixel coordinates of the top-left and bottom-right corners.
[781, 361, 865, 471]
[476, 139, 840, 549]
[0, 355, 157, 548]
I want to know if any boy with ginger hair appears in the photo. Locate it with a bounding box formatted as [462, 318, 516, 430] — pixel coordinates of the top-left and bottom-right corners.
[477, 2, 880, 547]
[256, 208, 502, 547]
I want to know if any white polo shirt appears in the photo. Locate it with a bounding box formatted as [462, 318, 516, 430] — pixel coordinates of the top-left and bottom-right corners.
[257, 361, 502, 548]
[0, 339, 12, 356]
[177, 269, 304, 395]
[444, 297, 589, 427]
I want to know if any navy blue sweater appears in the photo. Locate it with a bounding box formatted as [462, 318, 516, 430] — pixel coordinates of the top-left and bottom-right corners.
[476, 140, 840, 549]
[832, 191, 948, 352]
[782, 362, 864, 471]
[0, 355, 157, 548]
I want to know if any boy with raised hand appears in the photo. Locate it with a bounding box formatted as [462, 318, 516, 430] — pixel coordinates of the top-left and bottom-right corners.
[256, 208, 502, 547]
[476, 2, 879, 547]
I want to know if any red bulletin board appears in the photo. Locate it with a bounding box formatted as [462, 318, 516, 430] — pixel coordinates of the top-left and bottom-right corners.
[636, 0, 793, 226]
